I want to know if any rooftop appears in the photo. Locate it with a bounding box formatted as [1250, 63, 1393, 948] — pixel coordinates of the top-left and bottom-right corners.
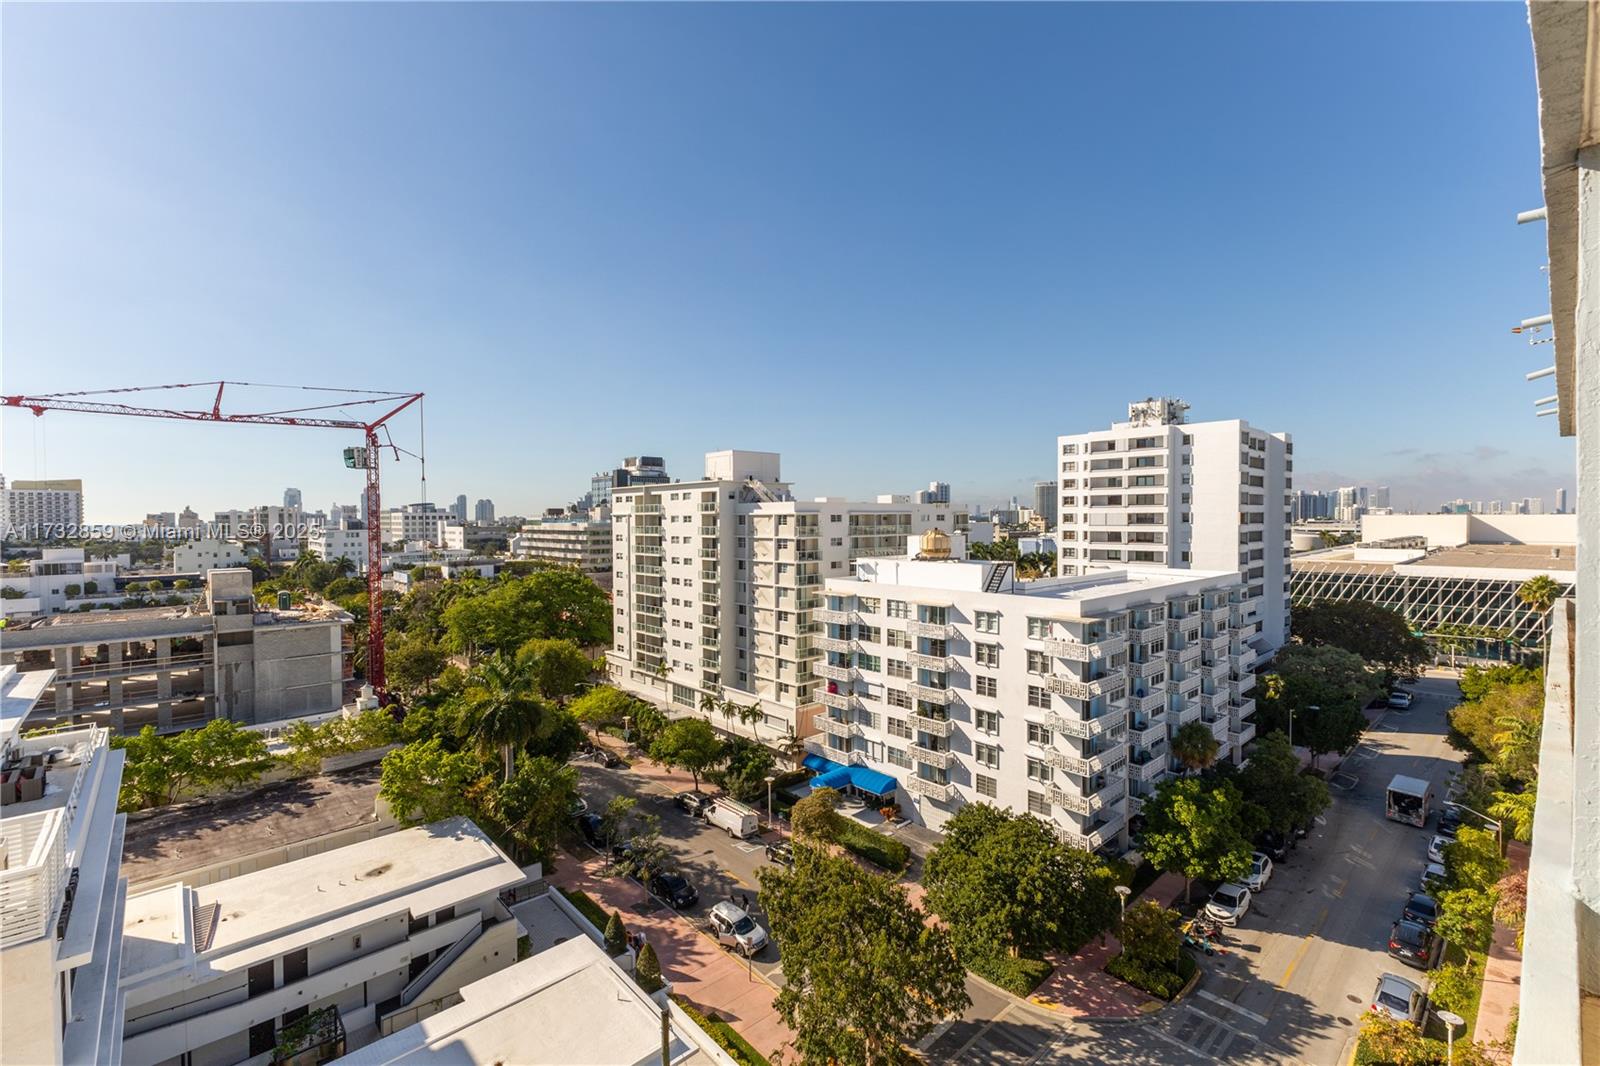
[120, 765, 383, 888]
[1, 663, 56, 751]
[1294, 542, 1578, 579]
[839, 555, 1241, 612]
[333, 934, 723, 1066]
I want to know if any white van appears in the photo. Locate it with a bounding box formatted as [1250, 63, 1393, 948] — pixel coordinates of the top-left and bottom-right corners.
[706, 797, 760, 839]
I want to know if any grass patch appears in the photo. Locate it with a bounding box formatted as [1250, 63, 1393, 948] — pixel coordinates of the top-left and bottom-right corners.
[673, 995, 770, 1066]
[560, 887, 610, 933]
[831, 815, 910, 873]
[968, 953, 1054, 998]
[1104, 950, 1198, 1001]
[1425, 943, 1487, 1040]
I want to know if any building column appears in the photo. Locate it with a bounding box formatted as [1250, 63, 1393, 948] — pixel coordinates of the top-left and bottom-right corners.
[53, 647, 74, 716]
[155, 638, 173, 701]
[106, 642, 123, 714]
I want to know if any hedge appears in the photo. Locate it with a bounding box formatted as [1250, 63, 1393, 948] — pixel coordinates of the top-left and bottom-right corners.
[673, 996, 771, 1066]
[969, 953, 1053, 998]
[560, 888, 610, 933]
[1105, 950, 1197, 1001]
[831, 816, 910, 873]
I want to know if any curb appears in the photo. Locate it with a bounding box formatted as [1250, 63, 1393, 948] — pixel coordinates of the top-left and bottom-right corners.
[964, 965, 1152, 1026]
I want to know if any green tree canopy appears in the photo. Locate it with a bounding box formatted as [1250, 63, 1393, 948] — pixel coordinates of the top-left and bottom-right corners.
[1170, 720, 1221, 774]
[790, 785, 841, 841]
[713, 735, 777, 803]
[1139, 777, 1257, 900]
[1299, 701, 1368, 763]
[442, 570, 611, 657]
[454, 654, 550, 782]
[1292, 600, 1429, 679]
[1236, 731, 1329, 837]
[111, 719, 275, 810]
[1256, 644, 1381, 740]
[514, 637, 592, 701]
[1459, 663, 1542, 703]
[1449, 680, 1543, 767]
[648, 718, 723, 790]
[568, 685, 637, 729]
[385, 632, 448, 701]
[923, 803, 1119, 961]
[377, 737, 483, 825]
[1118, 899, 1182, 970]
[759, 845, 969, 1064]
[484, 755, 577, 864]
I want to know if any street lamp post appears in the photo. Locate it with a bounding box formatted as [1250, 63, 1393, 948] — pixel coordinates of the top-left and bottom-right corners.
[623, 715, 632, 743]
[1436, 1009, 1465, 1066]
[1114, 884, 1131, 935]
[1451, 802, 1505, 851]
[764, 774, 777, 826]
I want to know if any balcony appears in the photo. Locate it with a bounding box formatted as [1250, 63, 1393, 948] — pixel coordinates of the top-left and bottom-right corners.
[909, 743, 957, 770]
[635, 563, 663, 576]
[1044, 711, 1117, 740]
[1232, 673, 1257, 696]
[814, 607, 853, 625]
[700, 612, 719, 627]
[1129, 753, 1168, 782]
[803, 736, 830, 759]
[1131, 621, 1167, 642]
[1047, 674, 1122, 700]
[902, 776, 957, 802]
[1060, 814, 1124, 853]
[1206, 604, 1231, 626]
[1229, 697, 1256, 722]
[908, 651, 957, 673]
[818, 689, 852, 711]
[1050, 783, 1117, 817]
[1168, 675, 1202, 699]
[907, 619, 957, 639]
[1046, 746, 1125, 777]
[1127, 718, 1165, 746]
[1041, 635, 1127, 661]
[635, 621, 663, 636]
[1207, 634, 1232, 656]
[910, 713, 956, 738]
[1230, 647, 1258, 672]
[1228, 722, 1256, 748]
[1128, 691, 1165, 715]
[1165, 645, 1202, 669]
[1174, 702, 1202, 725]
[698, 548, 718, 559]
[813, 662, 853, 683]
[814, 635, 855, 654]
[698, 502, 718, 512]
[633, 503, 662, 514]
[1125, 794, 1145, 817]
[814, 714, 858, 740]
[1207, 716, 1230, 744]
[1200, 660, 1229, 683]
[1127, 659, 1165, 680]
[907, 681, 955, 704]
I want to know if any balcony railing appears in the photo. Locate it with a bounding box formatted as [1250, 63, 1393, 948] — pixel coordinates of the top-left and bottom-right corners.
[907, 620, 957, 639]
[818, 690, 853, 711]
[814, 714, 858, 739]
[1041, 635, 1127, 661]
[1228, 722, 1256, 747]
[910, 713, 956, 738]
[813, 607, 853, 625]
[1047, 674, 1121, 700]
[907, 652, 957, 673]
[1129, 754, 1168, 782]
[813, 662, 853, 683]
[909, 743, 956, 769]
[902, 776, 956, 802]
[1127, 719, 1165, 746]
[1044, 711, 1117, 740]
[1206, 605, 1231, 626]
[1232, 673, 1257, 696]
[1229, 697, 1256, 722]
[1174, 702, 1202, 725]
[1045, 747, 1125, 777]
[1050, 783, 1116, 817]
[1129, 691, 1165, 714]
[814, 635, 854, 654]
[1131, 621, 1167, 642]
[907, 682, 955, 704]
[1127, 659, 1165, 680]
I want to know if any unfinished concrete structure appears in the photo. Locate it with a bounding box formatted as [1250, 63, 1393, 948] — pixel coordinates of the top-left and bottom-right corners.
[0, 569, 351, 734]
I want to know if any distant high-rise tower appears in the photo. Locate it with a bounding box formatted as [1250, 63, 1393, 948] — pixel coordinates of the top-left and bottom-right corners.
[918, 481, 951, 505]
[283, 487, 302, 510]
[1032, 480, 1057, 527]
[1556, 487, 1568, 514]
[451, 494, 468, 522]
[1372, 486, 1391, 510]
[474, 499, 495, 524]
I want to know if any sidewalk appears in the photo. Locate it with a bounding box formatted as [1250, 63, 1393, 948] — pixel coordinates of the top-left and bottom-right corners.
[1474, 841, 1530, 1050]
[547, 849, 795, 1061]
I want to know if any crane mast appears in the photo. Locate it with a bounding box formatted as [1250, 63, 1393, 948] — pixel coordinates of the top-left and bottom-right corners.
[2, 381, 423, 695]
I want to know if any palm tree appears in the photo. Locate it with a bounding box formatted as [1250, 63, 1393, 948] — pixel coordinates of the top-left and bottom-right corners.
[1170, 720, 1220, 774]
[1492, 712, 1543, 781]
[1518, 575, 1562, 658]
[699, 692, 719, 721]
[461, 654, 544, 782]
[1489, 784, 1537, 844]
[332, 555, 357, 579]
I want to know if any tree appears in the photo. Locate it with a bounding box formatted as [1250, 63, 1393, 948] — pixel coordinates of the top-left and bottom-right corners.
[386, 633, 448, 701]
[378, 738, 482, 825]
[1489, 784, 1536, 844]
[649, 718, 723, 790]
[1292, 600, 1429, 680]
[923, 804, 1119, 961]
[1459, 663, 1541, 703]
[759, 845, 969, 1064]
[1258, 645, 1382, 744]
[715, 735, 777, 803]
[113, 718, 274, 806]
[1139, 777, 1256, 902]
[1444, 826, 1506, 893]
[1118, 900, 1182, 970]
[515, 638, 592, 701]
[569, 686, 640, 730]
[603, 911, 627, 957]
[441, 570, 612, 657]
[486, 756, 577, 863]
[599, 795, 639, 851]
[113, 726, 183, 810]
[1517, 574, 1562, 638]
[1436, 887, 1496, 954]
[456, 654, 548, 782]
[634, 941, 664, 994]
[1299, 701, 1368, 767]
[790, 785, 841, 841]
[1170, 720, 1221, 774]
[1236, 732, 1329, 837]
[1449, 680, 1543, 767]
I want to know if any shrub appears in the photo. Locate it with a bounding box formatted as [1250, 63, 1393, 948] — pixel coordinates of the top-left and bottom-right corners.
[673, 996, 770, 1066]
[1105, 950, 1196, 1000]
[635, 941, 663, 993]
[1428, 958, 1480, 1016]
[831, 817, 910, 872]
[604, 911, 627, 957]
[560, 888, 610, 933]
[968, 953, 1054, 997]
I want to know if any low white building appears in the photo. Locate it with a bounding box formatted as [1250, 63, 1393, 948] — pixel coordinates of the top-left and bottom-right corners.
[0, 665, 129, 1066]
[379, 505, 460, 549]
[813, 530, 1258, 851]
[307, 528, 368, 574]
[118, 818, 527, 1066]
[172, 539, 250, 576]
[508, 519, 612, 589]
[0, 548, 126, 617]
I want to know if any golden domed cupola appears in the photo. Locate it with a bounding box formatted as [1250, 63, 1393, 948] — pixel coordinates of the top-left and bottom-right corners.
[917, 527, 951, 560]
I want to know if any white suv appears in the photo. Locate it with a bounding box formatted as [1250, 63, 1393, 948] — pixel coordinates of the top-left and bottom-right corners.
[708, 900, 769, 956]
[1205, 882, 1253, 926]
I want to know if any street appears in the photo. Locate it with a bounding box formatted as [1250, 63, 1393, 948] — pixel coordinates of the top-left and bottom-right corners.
[574, 673, 1468, 1065]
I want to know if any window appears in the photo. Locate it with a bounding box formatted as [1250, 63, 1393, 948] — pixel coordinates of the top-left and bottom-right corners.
[975, 708, 1000, 734]
[886, 688, 912, 710]
[975, 676, 998, 698]
[1027, 722, 1052, 746]
[974, 743, 999, 769]
[887, 747, 911, 769]
[1027, 685, 1050, 708]
[1026, 649, 1050, 674]
[887, 659, 912, 680]
[887, 629, 911, 649]
[887, 717, 912, 740]
[887, 600, 910, 619]
[1027, 790, 1051, 816]
[1027, 617, 1049, 639]
[976, 774, 998, 799]
[856, 653, 881, 673]
[974, 610, 1000, 634]
[974, 643, 999, 668]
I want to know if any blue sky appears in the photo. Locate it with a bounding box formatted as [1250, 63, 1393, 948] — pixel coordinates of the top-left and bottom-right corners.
[2, 2, 1572, 521]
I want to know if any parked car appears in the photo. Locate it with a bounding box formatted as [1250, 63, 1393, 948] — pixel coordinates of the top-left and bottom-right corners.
[1388, 919, 1443, 970]
[708, 900, 768, 956]
[1387, 690, 1414, 710]
[1370, 972, 1427, 1024]
[1420, 862, 1448, 893]
[1437, 806, 1463, 839]
[674, 791, 713, 817]
[1427, 835, 1450, 865]
[1255, 830, 1291, 863]
[1204, 883, 1253, 926]
[569, 797, 589, 818]
[1402, 892, 1440, 929]
[765, 840, 794, 866]
[1244, 852, 1273, 892]
[577, 812, 604, 846]
[649, 872, 699, 909]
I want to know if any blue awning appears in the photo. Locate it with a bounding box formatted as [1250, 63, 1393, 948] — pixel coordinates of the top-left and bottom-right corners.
[847, 765, 897, 797]
[812, 766, 854, 790]
[803, 753, 843, 773]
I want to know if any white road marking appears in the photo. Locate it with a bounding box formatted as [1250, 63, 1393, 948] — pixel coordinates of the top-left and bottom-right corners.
[1196, 988, 1271, 1026]
[1182, 1004, 1261, 1043]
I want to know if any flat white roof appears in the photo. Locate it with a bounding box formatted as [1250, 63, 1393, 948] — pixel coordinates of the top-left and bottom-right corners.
[334, 935, 722, 1066]
[837, 557, 1240, 614]
[0, 663, 56, 749]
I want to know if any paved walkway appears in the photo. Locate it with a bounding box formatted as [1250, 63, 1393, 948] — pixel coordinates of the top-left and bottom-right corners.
[1475, 841, 1529, 1050]
[547, 849, 795, 1061]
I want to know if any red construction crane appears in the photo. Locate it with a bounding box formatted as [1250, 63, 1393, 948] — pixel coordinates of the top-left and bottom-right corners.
[2, 381, 424, 693]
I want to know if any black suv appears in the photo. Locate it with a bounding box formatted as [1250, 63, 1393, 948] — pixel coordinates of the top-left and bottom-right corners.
[765, 841, 794, 866]
[1402, 892, 1440, 928]
[1388, 919, 1442, 969]
[649, 872, 699, 909]
[675, 791, 713, 817]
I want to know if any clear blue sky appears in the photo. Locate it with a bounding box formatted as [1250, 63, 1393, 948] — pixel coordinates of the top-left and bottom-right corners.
[2, 2, 1573, 521]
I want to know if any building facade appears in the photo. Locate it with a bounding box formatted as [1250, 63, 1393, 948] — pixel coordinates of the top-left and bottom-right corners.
[1056, 398, 1291, 653]
[307, 527, 369, 573]
[379, 504, 455, 547]
[171, 539, 251, 576]
[812, 533, 1258, 851]
[606, 451, 965, 744]
[1, 477, 85, 535]
[508, 520, 612, 589]
[589, 455, 671, 515]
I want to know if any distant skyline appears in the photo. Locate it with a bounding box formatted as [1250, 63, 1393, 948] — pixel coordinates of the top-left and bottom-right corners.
[2, 3, 1575, 523]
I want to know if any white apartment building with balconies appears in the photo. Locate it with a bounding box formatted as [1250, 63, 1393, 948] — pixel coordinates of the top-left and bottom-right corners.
[1, 665, 129, 1066]
[1057, 397, 1292, 655]
[306, 528, 368, 574]
[812, 530, 1259, 852]
[508, 520, 613, 590]
[606, 450, 965, 745]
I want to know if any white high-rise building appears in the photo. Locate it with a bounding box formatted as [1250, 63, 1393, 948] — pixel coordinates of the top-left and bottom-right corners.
[283, 487, 302, 510]
[1555, 487, 1568, 514]
[1056, 398, 1292, 653]
[0, 477, 85, 536]
[812, 531, 1257, 850]
[607, 450, 966, 742]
